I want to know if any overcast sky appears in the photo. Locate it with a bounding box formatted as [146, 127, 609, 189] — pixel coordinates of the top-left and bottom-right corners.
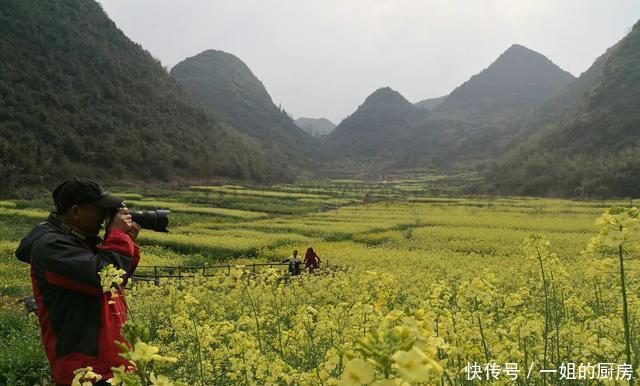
[98, 0, 639, 123]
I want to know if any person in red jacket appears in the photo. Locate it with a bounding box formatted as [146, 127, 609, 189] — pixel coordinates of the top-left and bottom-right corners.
[15, 177, 141, 386]
[304, 247, 321, 273]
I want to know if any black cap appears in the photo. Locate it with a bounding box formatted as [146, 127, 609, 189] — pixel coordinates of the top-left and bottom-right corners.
[52, 177, 124, 213]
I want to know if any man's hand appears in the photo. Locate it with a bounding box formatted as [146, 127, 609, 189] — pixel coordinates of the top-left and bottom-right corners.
[128, 222, 141, 241]
[110, 208, 133, 231]
[110, 208, 141, 240]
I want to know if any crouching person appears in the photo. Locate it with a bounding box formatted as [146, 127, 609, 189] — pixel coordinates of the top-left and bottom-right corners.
[15, 178, 141, 386]
[282, 249, 302, 276]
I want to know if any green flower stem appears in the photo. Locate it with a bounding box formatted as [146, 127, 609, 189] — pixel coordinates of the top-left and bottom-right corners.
[184, 301, 206, 385]
[535, 246, 550, 384]
[618, 243, 634, 386]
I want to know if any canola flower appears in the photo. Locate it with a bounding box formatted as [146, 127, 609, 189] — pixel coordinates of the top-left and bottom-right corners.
[78, 269, 178, 386]
[587, 207, 640, 385]
[5, 192, 639, 385]
[99, 264, 126, 304]
[588, 207, 640, 251]
[339, 359, 375, 386]
[149, 373, 174, 386]
[71, 367, 102, 386]
[128, 341, 171, 363]
[108, 322, 178, 386]
[123, 218, 637, 386]
[392, 347, 441, 383]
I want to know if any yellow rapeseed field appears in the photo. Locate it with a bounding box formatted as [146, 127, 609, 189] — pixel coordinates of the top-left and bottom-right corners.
[1, 182, 638, 385]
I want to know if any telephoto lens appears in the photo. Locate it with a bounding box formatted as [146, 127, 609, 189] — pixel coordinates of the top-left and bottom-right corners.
[130, 210, 170, 232]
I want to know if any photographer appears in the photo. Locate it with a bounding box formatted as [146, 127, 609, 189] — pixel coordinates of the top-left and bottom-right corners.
[15, 177, 141, 386]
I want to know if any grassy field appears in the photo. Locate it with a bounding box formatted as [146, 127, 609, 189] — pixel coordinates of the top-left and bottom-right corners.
[1, 177, 639, 385]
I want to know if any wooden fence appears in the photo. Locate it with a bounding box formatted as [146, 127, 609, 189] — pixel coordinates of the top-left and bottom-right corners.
[130, 260, 334, 285]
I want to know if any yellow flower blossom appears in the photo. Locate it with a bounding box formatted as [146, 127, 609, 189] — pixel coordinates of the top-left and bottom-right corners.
[339, 358, 376, 386]
[128, 341, 176, 364]
[150, 373, 175, 386]
[99, 264, 126, 304]
[72, 366, 102, 386]
[392, 347, 440, 383]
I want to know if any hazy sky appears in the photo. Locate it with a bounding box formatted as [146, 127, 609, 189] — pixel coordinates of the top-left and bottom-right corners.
[98, 0, 639, 123]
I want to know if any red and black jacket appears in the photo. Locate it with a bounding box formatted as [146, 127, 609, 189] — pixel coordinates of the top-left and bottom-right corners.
[16, 214, 140, 384]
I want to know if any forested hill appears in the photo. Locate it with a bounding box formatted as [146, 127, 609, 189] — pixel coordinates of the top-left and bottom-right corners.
[322, 46, 576, 175]
[531, 45, 617, 126]
[435, 44, 576, 122]
[170, 50, 320, 173]
[331, 87, 421, 138]
[414, 96, 446, 111]
[486, 21, 640, 197]
[325, 87, 427, 162]
[0, 0, 275, 195]
[294, 117, 336, 137]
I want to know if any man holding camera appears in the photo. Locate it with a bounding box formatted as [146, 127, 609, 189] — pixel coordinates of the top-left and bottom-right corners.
[15, 177, 141, 386]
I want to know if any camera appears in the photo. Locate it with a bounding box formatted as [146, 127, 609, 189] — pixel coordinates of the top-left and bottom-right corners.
[112, 206, 170, 232]
[130, 209, 170, 232]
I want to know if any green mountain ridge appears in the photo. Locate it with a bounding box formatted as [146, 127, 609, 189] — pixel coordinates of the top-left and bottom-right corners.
[294, 117, 336, 137]
[2, 1, 637, 198]
[324, 45, 577, 175]
[326, 87, 428, 165]
[486, 21, 640, 197]
[532, 44, 618, 127]
[331, 87, 420, 136]
[0, 0, 273, 194]
[170, 50, 319, 175]
[415, 96, 447, 111]
[435, 44, 576, 122]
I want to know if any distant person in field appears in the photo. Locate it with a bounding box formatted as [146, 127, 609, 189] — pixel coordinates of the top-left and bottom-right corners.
[15, 177, 141, 386]
[304, 247, 321, 273]
[282, 249, 302, 275]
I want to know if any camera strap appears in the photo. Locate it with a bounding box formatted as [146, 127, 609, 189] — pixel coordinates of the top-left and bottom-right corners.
[46, 213, 103, 245]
